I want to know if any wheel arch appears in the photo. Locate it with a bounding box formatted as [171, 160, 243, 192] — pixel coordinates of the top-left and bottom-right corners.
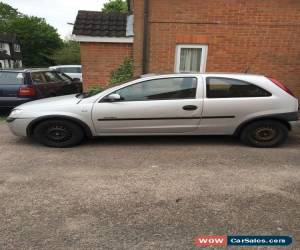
[234, 116, 292, 136]
[27, 115, 93, 138]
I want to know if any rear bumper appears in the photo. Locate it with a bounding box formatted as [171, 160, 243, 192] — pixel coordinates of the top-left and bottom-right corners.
[7, 117, 34, 137]
[0, 97, 34, 108]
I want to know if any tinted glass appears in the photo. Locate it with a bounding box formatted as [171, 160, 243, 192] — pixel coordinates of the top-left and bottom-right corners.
[207, 77, 271, 98]
[0, 72, 23, 85]
[43, 72, 62, 83]
[56, 72, 72, 83]
[60, 67, 81, 73]
[115, 77, 197, 101]
[31, 72, 46, 84]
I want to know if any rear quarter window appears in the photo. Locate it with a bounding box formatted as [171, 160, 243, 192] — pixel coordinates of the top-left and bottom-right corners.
[206, 77, 271, 98]
[0, 72, 23, 85]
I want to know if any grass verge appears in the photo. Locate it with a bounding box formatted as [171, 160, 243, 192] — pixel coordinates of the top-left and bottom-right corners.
[0, 116, 7, 122]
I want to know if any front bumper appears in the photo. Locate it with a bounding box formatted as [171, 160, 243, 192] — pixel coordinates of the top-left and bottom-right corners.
[7, 117, 35, 137]
[0, 97, 34, 108]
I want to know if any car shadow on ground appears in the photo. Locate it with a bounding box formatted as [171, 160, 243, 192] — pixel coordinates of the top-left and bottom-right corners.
[9, 132, 300, 149]
[12, 134, 239, 147]
[87, 133, 300, 147]
[87, 135, 239, 146]
[0, 108, 10, 113]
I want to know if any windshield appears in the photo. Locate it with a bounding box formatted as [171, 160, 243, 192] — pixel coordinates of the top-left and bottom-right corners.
[77, 77, 140, 99]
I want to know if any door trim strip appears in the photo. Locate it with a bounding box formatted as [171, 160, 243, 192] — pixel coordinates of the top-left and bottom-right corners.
[97, 116, 235, 121]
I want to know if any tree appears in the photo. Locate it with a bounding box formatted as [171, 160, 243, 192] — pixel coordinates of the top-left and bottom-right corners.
[0, 3, 62, 67]
[52, 40, 80, 65]
[0, 3, 20, 30]
[102, 0, 128, 13]
[0, 2, 19, 20]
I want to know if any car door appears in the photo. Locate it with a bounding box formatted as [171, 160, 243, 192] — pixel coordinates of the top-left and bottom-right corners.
[92, 76, 204, 134]
[56, 72, 82, 93]
[31, 72, 51, 98]
[200, 76, 274, 134]
[38, 71, 77, 97]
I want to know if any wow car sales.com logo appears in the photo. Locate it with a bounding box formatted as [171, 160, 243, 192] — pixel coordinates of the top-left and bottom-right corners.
[194, 235, 293, 247]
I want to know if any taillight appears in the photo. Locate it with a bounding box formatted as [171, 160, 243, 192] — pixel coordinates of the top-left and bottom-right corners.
[268, 77, 295, 97]
[19, 85, 36, 97]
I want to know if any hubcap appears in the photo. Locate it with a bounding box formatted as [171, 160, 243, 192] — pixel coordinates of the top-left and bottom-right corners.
[253, 126, 277, 142]
[45, 125, 72, 142]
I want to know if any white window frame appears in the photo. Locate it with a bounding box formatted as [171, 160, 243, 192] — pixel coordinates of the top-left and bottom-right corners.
[175, 44, 208, 73]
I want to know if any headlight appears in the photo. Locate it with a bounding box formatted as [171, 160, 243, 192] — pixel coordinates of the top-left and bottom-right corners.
[9, 109, 23, 117]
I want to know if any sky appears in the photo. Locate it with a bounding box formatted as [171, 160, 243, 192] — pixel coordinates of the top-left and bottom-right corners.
[2, 0, 107, 38]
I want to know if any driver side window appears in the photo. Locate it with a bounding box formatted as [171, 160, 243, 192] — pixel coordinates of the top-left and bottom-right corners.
[114, 77, 197, 101]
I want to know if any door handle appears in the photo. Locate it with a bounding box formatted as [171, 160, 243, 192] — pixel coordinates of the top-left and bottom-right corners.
[182, 105, 198, 111]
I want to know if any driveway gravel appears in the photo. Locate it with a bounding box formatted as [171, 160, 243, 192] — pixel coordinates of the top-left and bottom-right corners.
[0, 121, 299, 249]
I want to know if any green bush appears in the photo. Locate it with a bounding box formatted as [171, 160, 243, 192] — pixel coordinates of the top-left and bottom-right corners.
[86, 86, 103, 96]
[110, 57, 133, 85]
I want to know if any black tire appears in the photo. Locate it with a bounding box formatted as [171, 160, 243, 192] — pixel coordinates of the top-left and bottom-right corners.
[33, 119, 84, 147]
[240, 120, 288, 148]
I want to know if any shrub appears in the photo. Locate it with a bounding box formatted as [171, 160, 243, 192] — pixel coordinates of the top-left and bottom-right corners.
[86, 86, 103, 96]
[110, 57, 133, 84]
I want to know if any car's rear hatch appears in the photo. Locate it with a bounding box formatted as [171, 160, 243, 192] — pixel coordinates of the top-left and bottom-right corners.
[0, 71, 33, 107]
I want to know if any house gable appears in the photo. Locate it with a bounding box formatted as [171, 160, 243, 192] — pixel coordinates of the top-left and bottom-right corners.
[72, 11, 134, 88]
[73, 11, 133, 43]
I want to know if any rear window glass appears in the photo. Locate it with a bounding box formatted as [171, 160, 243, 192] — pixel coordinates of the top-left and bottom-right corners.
[59, 67, 81, 73]
[206, 77, 271, 98]
[0, 72, 23, 85]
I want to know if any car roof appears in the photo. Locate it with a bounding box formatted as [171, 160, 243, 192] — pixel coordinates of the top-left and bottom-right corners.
[145, 72, 262, 76]
[50, 65, 81, 68]
[0, 68, 59, 73]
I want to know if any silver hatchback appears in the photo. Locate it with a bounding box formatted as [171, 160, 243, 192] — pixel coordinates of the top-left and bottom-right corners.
[7, 73, 299, 148]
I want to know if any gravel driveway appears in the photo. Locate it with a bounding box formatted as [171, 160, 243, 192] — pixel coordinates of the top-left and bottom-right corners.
[0, 121, 299, 249]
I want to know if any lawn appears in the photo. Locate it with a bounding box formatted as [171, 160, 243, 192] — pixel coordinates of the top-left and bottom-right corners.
[0, 116, 7, 122]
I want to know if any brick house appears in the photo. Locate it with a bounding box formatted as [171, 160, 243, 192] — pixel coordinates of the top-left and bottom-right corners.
[73, 0, 300, 98]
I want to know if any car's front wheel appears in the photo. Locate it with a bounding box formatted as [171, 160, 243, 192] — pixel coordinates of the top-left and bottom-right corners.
[240, 120, 288, 148]
[33, 119, 84, 147]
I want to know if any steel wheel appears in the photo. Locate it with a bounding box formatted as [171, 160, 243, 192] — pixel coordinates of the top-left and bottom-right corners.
[240, 120, 288, 148]
[252, 125, 278, 142]
[33, 119, 84, 147]
[45, 125, 73, 142]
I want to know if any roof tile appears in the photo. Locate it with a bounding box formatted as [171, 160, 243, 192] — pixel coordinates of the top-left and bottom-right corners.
[73, 11, 128, 37]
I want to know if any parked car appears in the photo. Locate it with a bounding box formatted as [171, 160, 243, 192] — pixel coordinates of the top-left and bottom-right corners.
[49, 65, 82, 81]
[0, 69, 82, 109]
[7, 73, 299, 148]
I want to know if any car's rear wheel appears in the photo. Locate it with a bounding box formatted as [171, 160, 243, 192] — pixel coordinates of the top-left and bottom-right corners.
[33, 119, 84, 147]
[240, 120, 288, 148]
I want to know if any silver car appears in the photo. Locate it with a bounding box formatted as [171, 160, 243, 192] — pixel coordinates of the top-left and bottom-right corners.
[6, 73, 299, 148]
[49, 65, 82, 81]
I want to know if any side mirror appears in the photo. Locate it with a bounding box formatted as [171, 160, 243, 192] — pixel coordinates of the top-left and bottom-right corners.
[107, 93, 121, 102]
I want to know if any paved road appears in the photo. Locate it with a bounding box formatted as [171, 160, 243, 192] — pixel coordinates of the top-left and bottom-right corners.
[0, 122, 299, 249]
